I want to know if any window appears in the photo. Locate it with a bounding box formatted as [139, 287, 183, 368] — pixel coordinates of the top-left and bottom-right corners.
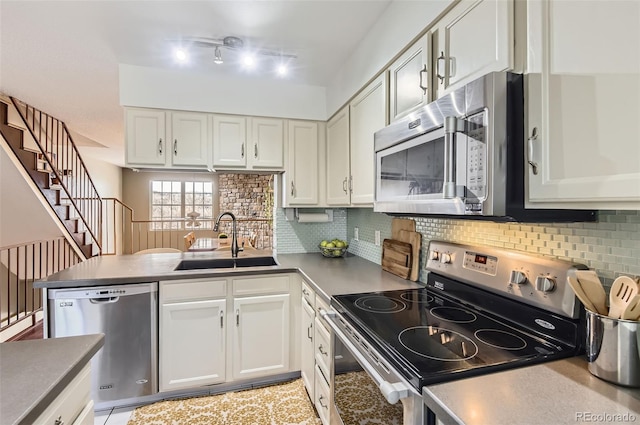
[150, 180, 213, 230]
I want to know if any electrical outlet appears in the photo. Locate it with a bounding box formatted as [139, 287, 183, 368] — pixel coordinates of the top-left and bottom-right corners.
[375, 230, 381, 246]
[354, 227, 359, 241]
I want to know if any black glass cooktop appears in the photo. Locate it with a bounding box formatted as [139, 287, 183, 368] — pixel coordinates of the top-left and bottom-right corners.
[332, 283, 580, 388]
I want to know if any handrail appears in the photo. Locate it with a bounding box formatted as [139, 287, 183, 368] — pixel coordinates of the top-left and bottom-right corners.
[10, 97, 102, 255]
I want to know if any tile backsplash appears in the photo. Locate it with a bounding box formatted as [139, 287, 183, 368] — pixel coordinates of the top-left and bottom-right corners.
[274, 207, 640, 286]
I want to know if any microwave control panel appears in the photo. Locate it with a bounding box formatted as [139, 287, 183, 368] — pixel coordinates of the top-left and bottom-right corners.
[465, 112, 487, 209]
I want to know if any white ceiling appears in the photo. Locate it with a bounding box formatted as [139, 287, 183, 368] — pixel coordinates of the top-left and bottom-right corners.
[0, 1, 399, 166]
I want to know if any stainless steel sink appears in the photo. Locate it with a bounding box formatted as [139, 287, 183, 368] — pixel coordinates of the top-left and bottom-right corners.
[174, 256, 278, 271]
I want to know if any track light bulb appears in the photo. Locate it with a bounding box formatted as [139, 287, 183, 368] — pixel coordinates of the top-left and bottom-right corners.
[214, 47, 223, 64]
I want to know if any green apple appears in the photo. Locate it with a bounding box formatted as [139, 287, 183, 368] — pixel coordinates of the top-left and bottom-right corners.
[335, 241, 345, 248]
[325, 242, 335, 248]
[320, 240, 329, 247]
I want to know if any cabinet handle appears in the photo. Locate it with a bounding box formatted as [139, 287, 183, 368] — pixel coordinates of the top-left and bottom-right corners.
[54, 416, 64, 425]
[158, 138, 163, 155]
[527, 127, 539, 175]
[236, 309, 239, 326]
[307, 323, 313, 341]
[254, 143, 258, 159]
[291, 181, 295, 197]
[349, 176, 353, 193]
[342, 177, 348, 194]
[302, 288, 309, 296]
[319, 344, 328, 356]
[419, 64, 428, 94]
[319, 395, 328, 409]
[241, 144, 244, 158]
[173, 139, 177, 156]
[436, 51, 446, 83]
[220, 310, 224, 328]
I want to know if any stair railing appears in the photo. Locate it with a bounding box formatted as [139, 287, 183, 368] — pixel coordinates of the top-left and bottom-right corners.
[102, 198, 134, 255]
[10, 97, 102, 256]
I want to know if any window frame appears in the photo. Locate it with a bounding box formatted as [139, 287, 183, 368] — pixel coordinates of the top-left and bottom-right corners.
[149, 179, 214, 230]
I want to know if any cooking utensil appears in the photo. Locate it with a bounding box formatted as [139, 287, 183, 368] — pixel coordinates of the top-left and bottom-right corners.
[397, 229, 421, 282]
[382, 239, 412, 279]
[609, 276, 639, 319]
[567, 276, 598, 313]
[391, 218, 415, 240]
[620, 294, 640, 321]
[575, 270, 608, 315]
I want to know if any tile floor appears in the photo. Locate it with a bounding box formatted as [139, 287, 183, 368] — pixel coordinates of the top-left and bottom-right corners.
[94, 407, 135, 425]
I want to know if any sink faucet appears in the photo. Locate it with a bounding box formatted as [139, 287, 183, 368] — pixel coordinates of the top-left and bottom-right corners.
[213, 211, 243, 258]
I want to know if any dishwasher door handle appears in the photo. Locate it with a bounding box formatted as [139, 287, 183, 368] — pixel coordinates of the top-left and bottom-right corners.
[89, 297, 120, 304]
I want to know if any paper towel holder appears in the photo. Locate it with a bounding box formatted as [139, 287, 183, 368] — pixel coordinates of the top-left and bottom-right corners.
[284, 208, 334, 223]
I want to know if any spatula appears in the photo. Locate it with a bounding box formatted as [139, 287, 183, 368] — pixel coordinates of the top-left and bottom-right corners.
[567, 276, 599, 313]
[620, 294, 640, 321]
[609, 276, 639, 319]
[575, 270, 608, 315]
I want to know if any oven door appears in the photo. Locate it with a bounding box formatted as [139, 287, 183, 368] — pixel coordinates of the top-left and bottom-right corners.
[322, 310, 428, 425]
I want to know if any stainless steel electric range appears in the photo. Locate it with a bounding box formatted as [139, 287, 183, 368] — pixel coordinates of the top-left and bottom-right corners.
[321, 241, 587, 425]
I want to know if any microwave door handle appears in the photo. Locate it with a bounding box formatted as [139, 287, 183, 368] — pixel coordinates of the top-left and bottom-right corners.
[443, 116, 459, 199]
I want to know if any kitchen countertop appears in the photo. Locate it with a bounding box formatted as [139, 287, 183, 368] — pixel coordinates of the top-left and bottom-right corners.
[423, 356, 640, 425]
[0, 334, 105, 425]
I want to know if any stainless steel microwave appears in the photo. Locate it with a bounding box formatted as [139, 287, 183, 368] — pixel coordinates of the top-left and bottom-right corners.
[374, 72, 595, 222]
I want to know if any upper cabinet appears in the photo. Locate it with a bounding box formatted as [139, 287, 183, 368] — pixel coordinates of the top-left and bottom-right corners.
[433, 0, 514, 97]
[326, 106, 351, 206]
[126, 108, 209, 169]
[250, 117, 285, 169]
[388, 33, 433, 122]
[283, 120, 320, 206]
[212, 115, 247, 168]
[525, 0, 640, 209]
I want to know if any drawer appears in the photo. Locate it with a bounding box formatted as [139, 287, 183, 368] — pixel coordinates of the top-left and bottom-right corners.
[314, 364, 331, 425]
[314, 316, 332, 380]
[35, 364, 91, 425]
[301, 280, 315, 309]
[315, 296, 330, 329]
[161, 279, 226, 302]
[232, 274, 289, 296]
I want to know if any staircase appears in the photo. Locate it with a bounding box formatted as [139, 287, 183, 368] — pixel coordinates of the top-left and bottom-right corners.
[0, 97, 101, 258]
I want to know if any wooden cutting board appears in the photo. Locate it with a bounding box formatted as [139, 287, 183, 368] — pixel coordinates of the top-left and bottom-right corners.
[381, 239, 412, 279]
[391, 218, 416, 240]
[398, 229, 421, 281]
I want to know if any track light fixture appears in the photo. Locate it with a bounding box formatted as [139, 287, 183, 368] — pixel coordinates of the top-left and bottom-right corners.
[213, 46, 223, 64]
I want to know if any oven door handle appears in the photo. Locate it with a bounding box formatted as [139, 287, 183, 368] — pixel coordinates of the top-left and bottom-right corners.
[321, 309, 412, 405]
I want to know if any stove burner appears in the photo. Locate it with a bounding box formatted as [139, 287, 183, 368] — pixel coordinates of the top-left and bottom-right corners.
[399, 326, 478, 361]
[400, 292, 434, 304]
[474, 329, 527, 350]
[430, 306, 477, 323]
[354, 295, 406, 313]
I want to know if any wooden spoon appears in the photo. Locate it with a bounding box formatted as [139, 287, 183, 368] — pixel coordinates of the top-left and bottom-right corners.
[621, 294, 640, 321]
[567, 276, 599, 313]
[609, 276, 639, 319]
[575, 270, 608, 315]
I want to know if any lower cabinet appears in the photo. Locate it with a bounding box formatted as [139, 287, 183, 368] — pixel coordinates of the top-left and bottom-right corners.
[300, 295, 316, 398]
[159, 279, 227, 392]
[34, 364, 93, 425]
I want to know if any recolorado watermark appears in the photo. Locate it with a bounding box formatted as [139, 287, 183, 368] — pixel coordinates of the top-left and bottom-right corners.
[576, 411, 637, 422]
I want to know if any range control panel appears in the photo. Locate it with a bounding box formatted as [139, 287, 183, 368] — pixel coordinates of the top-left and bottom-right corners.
[425, 241, 586, 319]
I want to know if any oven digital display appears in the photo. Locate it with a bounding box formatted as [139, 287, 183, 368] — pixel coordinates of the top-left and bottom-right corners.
[463, 251, 497, 275]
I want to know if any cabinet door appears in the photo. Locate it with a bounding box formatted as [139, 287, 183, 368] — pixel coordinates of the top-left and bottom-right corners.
[250, 117, 284, 169]
[125, 108, 166, 166]
[159, 298, 225, 391]
[301, 298, 315, 400]
[326, 106, 351, 206]
[285, 120, 319, 205]
[388, 33, 432, 122]
[170, 112, 209, 167]
[434, 0, 513, 96]
[232, 293, 290, 380]
[349, 74, 387, 205]
[526, 0, 640, 208]
[212, 115, 247, 168]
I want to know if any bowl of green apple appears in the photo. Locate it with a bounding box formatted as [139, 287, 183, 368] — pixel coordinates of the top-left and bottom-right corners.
[319, 239, 349, 258]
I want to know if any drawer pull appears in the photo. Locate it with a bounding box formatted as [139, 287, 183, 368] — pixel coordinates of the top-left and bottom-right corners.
[54, 416, 64, 425]
[318, 344, 328, 356]
[307, 324, 313, 341]
[319, 394, 328, 409]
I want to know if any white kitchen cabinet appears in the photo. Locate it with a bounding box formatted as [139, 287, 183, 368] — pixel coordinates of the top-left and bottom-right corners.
[526, 0, 640, 209]
[34, 364, 93, 425]
[314, 364, 331, 425]
[433, 0, 514, 97]
[284, 120, 319, 205]
[326, 106, 351, 206]
[212, 114, 247, 168]
[170, 111, 209, 167]
[232, 293, 291, 380]
[349, 74, 387, 205]
[159, 279, 227, 392]
[125, 108, 209, 168]
[388, 32, 433, 122]
[125, 108, 166, 166]
[301, 295, 316, 399]
[249, 117, 285, 169]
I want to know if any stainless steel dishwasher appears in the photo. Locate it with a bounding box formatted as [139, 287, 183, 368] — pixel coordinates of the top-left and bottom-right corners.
[48, 282, 158, 406]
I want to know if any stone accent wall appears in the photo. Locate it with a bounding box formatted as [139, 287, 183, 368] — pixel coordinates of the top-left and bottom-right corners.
[217, 174, 274, 249]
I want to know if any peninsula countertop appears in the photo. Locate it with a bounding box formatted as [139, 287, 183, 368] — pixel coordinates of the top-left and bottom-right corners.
[0, 334, 105, 425]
